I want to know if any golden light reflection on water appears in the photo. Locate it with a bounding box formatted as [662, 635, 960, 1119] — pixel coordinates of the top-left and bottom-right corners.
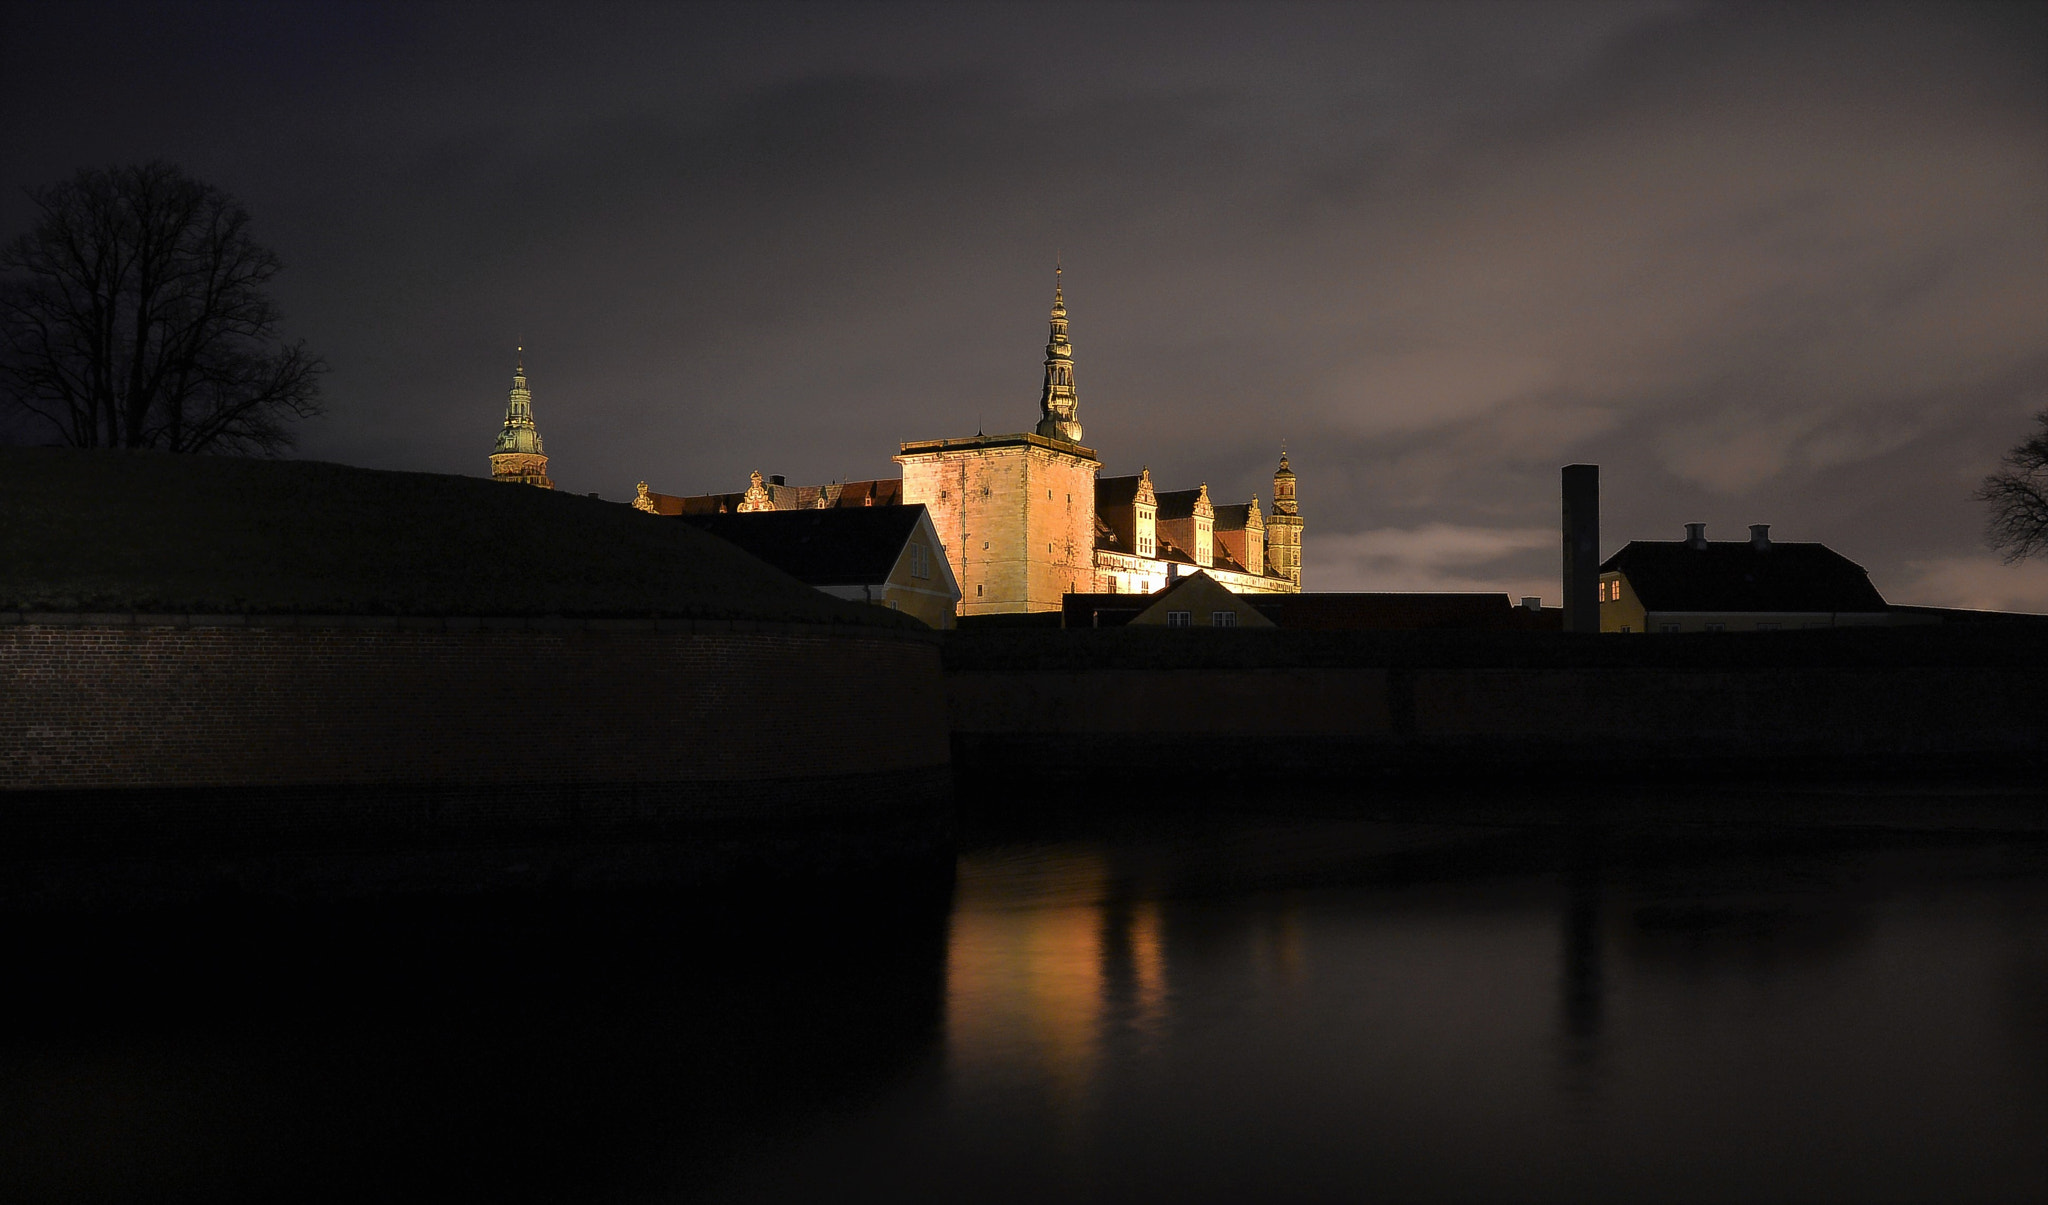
[945, 846, 1169, 1109]
[1128, 900, 1167, 1039]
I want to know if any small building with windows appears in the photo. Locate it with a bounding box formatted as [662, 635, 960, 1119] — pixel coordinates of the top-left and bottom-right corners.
[1599, 523, 1893, 633]
[1081, 571, 1275, 629]
[676, 505, 960, 629]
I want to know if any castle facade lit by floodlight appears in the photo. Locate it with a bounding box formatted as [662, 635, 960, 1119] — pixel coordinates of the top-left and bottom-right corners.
[633, 271, 1301, 615]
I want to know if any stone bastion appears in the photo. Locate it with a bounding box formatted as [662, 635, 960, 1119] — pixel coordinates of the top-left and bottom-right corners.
[0, 450, 952, 902]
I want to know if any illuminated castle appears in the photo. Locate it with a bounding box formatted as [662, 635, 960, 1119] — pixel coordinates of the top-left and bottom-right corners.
[637, 271, 1301, 614]
[489, 349, 553, 489]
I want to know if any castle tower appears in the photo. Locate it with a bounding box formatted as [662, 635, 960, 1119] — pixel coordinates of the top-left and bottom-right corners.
[1267, 449, 1302, 587]
[1034, 267, 1083, 444]
[489, 348, 553, 489]
[898, 268, 1099, 614]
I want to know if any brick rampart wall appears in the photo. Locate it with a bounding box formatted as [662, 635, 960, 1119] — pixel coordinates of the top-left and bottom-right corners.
[948, 662, 2048, 780]
[3, 617, 949, 793]
[0, 616, 954, 895]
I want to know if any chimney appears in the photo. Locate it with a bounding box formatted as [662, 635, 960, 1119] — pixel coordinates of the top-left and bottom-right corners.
[1684, 522, 1708, 550]
[1750, 524, 1771, 550]
[770, 474, 786, 486]
[1520, 596, 1542, 611]
[1562, 465, 1599, 634]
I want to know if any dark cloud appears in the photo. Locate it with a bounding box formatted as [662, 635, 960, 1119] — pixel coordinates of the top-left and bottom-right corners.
[3, 1, 2043, 607]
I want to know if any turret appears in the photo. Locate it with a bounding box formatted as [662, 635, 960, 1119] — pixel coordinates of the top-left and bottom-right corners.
[1266, 448, 1302, 588]
[489, 348, 553, 489]
[1034, 266, 1083, 443]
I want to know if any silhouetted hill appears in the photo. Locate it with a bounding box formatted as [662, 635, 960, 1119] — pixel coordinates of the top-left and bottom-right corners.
[0, 449, 910, 624]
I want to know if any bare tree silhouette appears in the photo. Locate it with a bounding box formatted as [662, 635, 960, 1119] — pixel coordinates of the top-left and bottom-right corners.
[0, 162, 323, 453]
[1978, 411, 2048, 563]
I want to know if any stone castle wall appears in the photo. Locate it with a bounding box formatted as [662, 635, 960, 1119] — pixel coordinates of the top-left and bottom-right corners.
[900, 439, 1098, 616]
[0, 617, 952, 893]
[944, 629, 2048, 783]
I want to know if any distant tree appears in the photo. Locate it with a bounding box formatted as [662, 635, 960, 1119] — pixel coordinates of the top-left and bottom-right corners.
[1977, 411, 2048, 563]
[0, 162, 323, 454]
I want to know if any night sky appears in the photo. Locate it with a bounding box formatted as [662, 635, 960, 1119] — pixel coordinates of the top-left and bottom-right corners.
[5, 1, 2043, 608]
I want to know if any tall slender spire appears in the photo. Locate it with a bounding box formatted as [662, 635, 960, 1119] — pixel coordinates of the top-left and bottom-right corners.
[1034, 265, 1083, 443]
[490, 345, 553, 489]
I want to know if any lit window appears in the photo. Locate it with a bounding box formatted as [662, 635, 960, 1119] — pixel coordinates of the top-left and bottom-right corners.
[1166, 611, 1192, 628]
[1212, 611, 1238, 628]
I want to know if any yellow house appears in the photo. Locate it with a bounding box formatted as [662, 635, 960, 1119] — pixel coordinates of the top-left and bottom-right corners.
[1128, 571, 1275, 628]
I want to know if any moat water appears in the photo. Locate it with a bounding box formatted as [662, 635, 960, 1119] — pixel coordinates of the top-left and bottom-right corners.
[3, 796, 2045, 1202]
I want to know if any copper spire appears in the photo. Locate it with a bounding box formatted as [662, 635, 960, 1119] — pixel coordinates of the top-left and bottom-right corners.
[1034, 265, 1082, 443]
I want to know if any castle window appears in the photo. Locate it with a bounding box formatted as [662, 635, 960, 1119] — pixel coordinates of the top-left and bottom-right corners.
[976, 584, 983, 597]
[1166, 611, 1192, 628]
[1212, 611, 1238, 628]
[909, 543, 929, 579]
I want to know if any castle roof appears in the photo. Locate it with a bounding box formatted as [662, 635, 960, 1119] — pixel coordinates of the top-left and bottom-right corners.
[1601, 538, 1888, 613]
[1212, 502, 1262, 531]
[1095, 474, 1150, 509]
[1154, 485, 1214, 521]
[677, 505, 934, 588]
[642, 477, 902, 516]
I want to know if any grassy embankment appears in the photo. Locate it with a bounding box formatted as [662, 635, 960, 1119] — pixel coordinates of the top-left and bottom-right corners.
[0, 447, 910, 625]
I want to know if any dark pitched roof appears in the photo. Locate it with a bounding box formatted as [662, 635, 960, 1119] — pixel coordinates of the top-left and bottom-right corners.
[637, 489, 742, 516]
[1248, 593, 1553, 631]
[1096, 474, 1147, 509]
[1212, 503, 1259, 531]
[1154, 488, 1207, 521]
[676, 506, 928, 587]
[1601, 540, 1888, 613]
[651, 477, 903, 516]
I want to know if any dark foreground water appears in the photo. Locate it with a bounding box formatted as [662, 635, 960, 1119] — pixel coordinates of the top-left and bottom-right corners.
[3, 797, 2045, 1202]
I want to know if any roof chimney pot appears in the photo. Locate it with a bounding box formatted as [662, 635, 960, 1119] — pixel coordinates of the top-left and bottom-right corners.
[1684, 522, 1708, 550]
[1750, 524, 1771, 550]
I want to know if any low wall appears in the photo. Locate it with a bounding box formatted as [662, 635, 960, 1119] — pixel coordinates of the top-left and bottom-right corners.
[944, 628, 2048, 784]
[1, 615, 953, 900]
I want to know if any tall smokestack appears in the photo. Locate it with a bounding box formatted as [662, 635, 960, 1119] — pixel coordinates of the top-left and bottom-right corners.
[1562, 464, 1599, 634]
